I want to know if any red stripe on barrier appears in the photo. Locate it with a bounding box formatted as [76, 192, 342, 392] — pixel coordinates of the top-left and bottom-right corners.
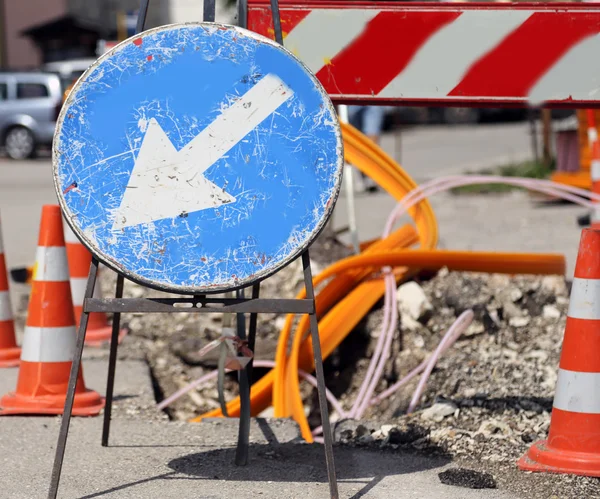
[316, 11, 461, 96]
[449, 13, 600, 98]
[247, 7, 311, 40]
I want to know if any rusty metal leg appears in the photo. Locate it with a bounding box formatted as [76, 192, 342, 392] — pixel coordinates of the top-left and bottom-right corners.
[48, 258, 99, 499]
[102, 273, 125, 447]
[234, 283, 260, 466]
[204, 0, 215, 22]
[235, 287, 250, 466]
[135, 0, 151, 34]
[302, 250, 339, 499]
[238, 0, 248, 29]
[245, 283, 260, 394]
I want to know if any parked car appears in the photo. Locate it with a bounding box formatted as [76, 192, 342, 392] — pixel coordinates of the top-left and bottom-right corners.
[0, 72, 63, 159]
[41, 58, 95, 93]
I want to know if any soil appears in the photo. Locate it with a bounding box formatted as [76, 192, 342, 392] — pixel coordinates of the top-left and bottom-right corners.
[328, 269, 600, 498]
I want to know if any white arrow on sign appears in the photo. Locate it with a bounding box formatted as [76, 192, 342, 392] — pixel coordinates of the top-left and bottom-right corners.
[112, 73, 294, 230]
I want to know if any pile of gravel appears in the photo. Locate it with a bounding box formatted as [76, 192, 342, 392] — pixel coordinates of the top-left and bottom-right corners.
[334, 269, 569, 465]
[329, 270, 600, 497]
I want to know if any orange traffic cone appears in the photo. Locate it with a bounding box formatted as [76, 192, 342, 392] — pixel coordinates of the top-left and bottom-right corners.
[0, 215, 20, 367]
[519, 228, 600, 477]
[63, 222, 126, 347]
[0, 205, 104, 416]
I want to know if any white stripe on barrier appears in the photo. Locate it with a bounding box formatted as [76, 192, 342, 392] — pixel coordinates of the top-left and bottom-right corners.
[592, 159, 600, 182]
[0, 290, 13, 321]
[554, 368, 600, 414]
[379, 10, 532, 98]
[528, 34, 600, 105]
[589, 128, 598, 145]
[568, 277, 600, 319]
[70, 277, 87, 306]
[33, 246, 69, 282]
[63, 221, 79, 244]
[283, 9, 379, 74]
[20, 325, 76, 362]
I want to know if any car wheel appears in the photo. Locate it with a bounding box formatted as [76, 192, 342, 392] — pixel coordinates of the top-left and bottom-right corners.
[5, 126, 36, 160]
[443, 108, 480, 125]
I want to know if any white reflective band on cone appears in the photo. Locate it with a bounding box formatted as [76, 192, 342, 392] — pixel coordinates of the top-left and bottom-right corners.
[592, 160, 600, 182]
[589, 128, 599, 145]
[63, 221, 79, 244]
[70, 277, 87, 306]
[33, 246, 69, 282]
[20, 326, 76, 362]
[554, 368, 600, 413]
[568, 277, 600, 320]
[0, 291, 13, 321]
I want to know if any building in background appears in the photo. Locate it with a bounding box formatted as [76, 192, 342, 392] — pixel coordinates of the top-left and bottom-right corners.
[0, 0, 171, 70]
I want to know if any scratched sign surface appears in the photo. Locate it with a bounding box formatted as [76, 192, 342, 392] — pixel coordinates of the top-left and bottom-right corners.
[53, 22, 343, 293]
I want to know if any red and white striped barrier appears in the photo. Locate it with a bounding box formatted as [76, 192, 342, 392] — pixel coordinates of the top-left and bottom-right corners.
[248, 1, 600, 107]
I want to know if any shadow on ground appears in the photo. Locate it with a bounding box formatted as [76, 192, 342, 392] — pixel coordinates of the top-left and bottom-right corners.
[79, 441, 451, 498]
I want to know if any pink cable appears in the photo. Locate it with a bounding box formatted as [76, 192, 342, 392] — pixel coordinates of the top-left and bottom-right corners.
[370, 311, 471, 405]
[352, 175, 587, 419]
[385, 176, 598, 238]
[157, 360, 345, 416]
[385, 176, 595, 239]
[355, 273, 398, 419]
[347, 266, 393, 418]
[312, 309, 474, 438]
[158, 175, 588, 427]
[317, 176, 593, 420]
[406, 310, 474, 413]
[157, 371, 216, 411]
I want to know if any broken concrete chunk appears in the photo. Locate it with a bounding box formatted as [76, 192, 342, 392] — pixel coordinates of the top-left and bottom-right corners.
[542, 304, 561, 320]
[509, 316, 530, 328]
[397, 281, 433, 326]
[421, 401, 457, 422]
[540, 275, 568, 296]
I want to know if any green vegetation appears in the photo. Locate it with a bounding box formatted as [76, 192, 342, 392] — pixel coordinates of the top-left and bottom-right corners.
[450, 159, 555, 195]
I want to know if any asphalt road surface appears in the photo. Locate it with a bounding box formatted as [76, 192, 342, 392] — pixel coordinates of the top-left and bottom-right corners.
[381, 122, 540, 183]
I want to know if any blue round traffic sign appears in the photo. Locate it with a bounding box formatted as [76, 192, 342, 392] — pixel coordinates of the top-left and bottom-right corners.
[53, 22, 343, 293]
